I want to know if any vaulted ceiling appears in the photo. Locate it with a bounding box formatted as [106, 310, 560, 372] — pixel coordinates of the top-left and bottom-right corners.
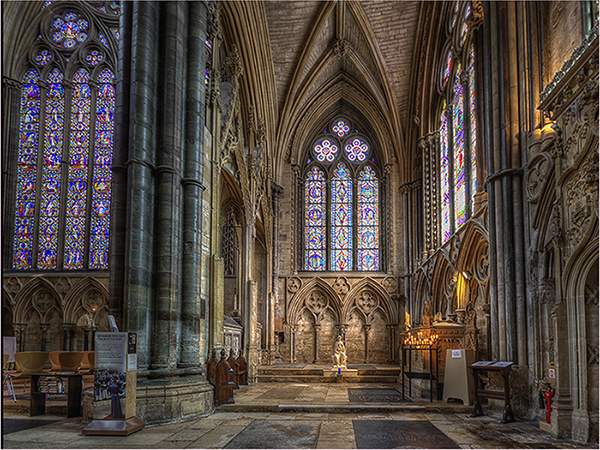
[260, 1, 423, 173]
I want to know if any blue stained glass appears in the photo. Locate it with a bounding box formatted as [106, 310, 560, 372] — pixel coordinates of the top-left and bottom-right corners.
[13, 70, 41, 269]
[357, 166, 379, 270]
[98, 33, 109, 47]
[453, 62, 467, 230]
[332, 120, 350, 137]
[38, 68, 64, 269]
[344, 138, 369, 161]
[331, 164, 352, 271]
[90, 69, 115, 269]
[469, 46, 477, 207]
[305, 167, 326, 270]
[440, 104, 451, 243]
[314, 139, 338, 162]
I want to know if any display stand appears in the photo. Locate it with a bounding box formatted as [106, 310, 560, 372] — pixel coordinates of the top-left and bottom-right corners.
[469, 361, 514, 423]
[83, 331, 144, 436]
[401, 342, 439, 402]
[442, 349, 475, 404]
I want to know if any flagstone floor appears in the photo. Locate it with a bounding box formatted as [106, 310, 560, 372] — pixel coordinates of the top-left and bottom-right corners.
[2, 382, 594, 449]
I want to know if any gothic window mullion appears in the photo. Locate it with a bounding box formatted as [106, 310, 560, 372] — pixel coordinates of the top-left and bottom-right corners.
[352, 174, 358, 271]
[57, 78, 74, 270]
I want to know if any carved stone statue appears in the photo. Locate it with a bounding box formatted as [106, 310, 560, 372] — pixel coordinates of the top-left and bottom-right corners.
[332, 335, 347, 368]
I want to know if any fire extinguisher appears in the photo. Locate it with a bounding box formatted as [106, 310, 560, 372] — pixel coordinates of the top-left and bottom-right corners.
[543, 387, 555, 423]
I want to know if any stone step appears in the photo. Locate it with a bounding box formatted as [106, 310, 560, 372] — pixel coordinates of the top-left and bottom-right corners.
[257, 368, 401, 376]
[217, 402, 473, 414]
[256, 374, 400, 383]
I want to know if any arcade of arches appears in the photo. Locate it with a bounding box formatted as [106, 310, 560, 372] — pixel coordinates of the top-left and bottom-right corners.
[2, 0, 598, 444]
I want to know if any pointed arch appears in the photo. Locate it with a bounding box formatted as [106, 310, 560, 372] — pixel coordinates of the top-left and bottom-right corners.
[63, 277, 109, 324]
[288, 278, 342, 325]
[13, 277, 62, 324]
[343, 278, 397, 324]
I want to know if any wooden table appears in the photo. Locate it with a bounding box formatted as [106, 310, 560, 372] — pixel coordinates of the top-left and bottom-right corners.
[468, 361, 514, 423]
[30, 372, 82, 417]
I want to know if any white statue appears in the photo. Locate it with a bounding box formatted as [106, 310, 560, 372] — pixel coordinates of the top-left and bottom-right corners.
[332, 335, 347, 368]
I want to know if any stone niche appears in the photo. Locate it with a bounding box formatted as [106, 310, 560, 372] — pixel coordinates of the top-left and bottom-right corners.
[283, 274, 401, 364]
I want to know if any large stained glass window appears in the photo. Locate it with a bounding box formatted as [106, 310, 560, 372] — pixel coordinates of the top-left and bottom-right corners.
[13, 70, 41, 269]
[331, 164, 353, 271]
[12, 5, 118, 270]
[305, 167, 327, 271]
[304, 119, 381, 271]
[357, 166, 379, 271]
[437, 1, 478, 245]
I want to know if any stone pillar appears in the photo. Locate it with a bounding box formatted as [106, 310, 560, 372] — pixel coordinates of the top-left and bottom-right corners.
[290, 325, 297, 363]
[247, 280, 259, 382]
[364, 324, 371, 363]
[40, 324, 49, 352]
[211, 256, 225, 350]
[151, 1, 185, 370]
[313, 323, 321, 363]
[271, 183, 283, 356]
[419, 136, 431, 259]
[14, 324, 26, 352]
[63, 324, 75, 351]
[387, 324, 396, 363]
[2, 77, 21, 270]
[109, 0, 132, 329]
[122, 0, 158, 371]
[179, 0, 208, 369]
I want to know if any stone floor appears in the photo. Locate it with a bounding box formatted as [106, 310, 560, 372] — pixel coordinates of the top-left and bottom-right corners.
[2, 382, 595, 449]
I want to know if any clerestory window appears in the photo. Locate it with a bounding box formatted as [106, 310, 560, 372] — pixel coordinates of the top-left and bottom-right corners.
[438, 1, 478, 244]
[12, 2, 119, 270]
[304, 119, 380, 272]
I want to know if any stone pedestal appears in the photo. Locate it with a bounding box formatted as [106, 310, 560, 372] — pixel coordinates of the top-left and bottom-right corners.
[323, 367, 358, 382]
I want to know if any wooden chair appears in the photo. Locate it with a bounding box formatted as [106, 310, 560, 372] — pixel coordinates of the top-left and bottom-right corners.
[48, 351, 65, 372]
[15, 352, 48, 376]
[58, 351, 83, 372]
[79, 351, 95, 372]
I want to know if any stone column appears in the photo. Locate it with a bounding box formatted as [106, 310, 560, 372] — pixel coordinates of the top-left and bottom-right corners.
[14, 324, 26, 352]
[63, 324, 75, 351]
[364, 324, 371, 363]
[387, 324, 396, 363]
[2, 77, 21, 270]
[40, 324, 49, 352]
[151, 1, 186, 370]
[109, 0, 132, 329]
[313, 323, 321, 363]
[179, 1, 208, 370]
[271, 183, 283, 355]
[122, 0, 159, 371]
[419, 136, 431, 259]
[246, 279, 259, 381]
[290, 325, 297, 362]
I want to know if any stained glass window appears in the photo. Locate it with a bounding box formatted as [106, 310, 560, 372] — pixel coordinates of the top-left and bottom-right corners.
[13, 70, 41, 269]
[453, 62, 467, 230]
[344, 138, 369, 162]
[12, 5, 118, 270]
[469, 46, 477, 207]
[437, 2, 478, 246]
[305, 167, 327, 271]
[332, 120, 350, 137]
[331, 164, 352, 271]
[90, 69, 114, 269]
[38, 68, 65, 269]
[304, 123, 380, 271]
[314, 139, 339, 162]
[357, 166, 379, 271]
[64, 69, 91, 269]
[440, 104, 451, 243]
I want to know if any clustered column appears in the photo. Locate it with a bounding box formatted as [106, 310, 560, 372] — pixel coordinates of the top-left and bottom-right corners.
[110, 0, 209, 375]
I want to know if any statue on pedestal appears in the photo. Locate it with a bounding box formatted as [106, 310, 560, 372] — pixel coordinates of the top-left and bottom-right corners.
[332, 335, 347, 368]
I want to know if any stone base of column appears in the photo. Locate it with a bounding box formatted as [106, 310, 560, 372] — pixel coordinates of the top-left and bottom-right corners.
[135, 375, 214, 426]
[551, 400, 574, 440]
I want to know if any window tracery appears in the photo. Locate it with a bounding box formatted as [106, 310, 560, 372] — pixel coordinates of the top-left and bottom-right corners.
[303, 119, 380, 271]
[12, 2, 119, 270]
[437, 1, 478, 244]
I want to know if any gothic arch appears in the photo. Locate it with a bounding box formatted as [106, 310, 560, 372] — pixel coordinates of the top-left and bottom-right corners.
[412, 267, 431, 327]
[430, 252, 454, 319]
[13, 277, 62, 324]
[343, 278, 397, 325]
[287, 278, 342, 325]
[63, 277, 109, 325]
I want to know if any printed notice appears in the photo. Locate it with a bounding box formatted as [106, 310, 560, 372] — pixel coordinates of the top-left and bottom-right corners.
[452, 349, 462, 358]
[95, 332, 127, 372]
[127, 354, 137, 372]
